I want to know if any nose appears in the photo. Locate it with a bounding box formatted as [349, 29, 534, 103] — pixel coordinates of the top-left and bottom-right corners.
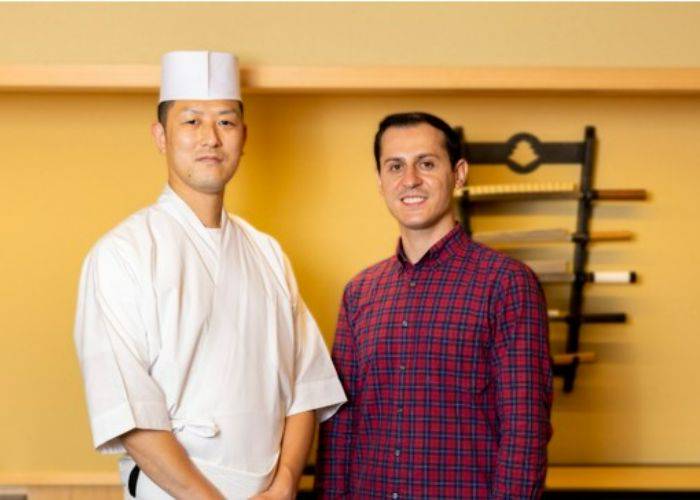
[200, 121, 222, 148]
[401, 165, 421, 188]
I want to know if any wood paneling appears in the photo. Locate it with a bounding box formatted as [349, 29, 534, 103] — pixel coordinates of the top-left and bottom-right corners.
[1, 65, 700, 94]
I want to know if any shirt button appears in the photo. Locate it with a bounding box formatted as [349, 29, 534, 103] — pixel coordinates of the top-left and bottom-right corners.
[409, 280, 416, 288]
[397, 407, 403, 414]
[394, 448, 401, 457]
[399, 364, 406, 371]
[401, 320, 408, 327]
[392, 494, 399, 499]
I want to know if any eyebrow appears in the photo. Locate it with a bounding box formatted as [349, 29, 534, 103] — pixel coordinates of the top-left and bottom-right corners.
[415, 153, 438, 161]
[382, 153, 437, 164]
[180, 108, 239, 116]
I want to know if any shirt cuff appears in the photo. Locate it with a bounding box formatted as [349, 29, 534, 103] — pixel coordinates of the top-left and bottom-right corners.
[92, 400, 172, 453]
[287, 377, 347, 422]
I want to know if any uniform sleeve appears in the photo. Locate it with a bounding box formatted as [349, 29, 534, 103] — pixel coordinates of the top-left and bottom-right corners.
[282, 254, 347, 421]
[490, 267, 553, 498]
[315, 283, 358, 498]
[74, 241, 171, 454]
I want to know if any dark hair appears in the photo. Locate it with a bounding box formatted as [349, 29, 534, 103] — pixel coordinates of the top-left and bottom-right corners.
[157, 101, 175, 127]
[373, 112, 462, 171]
[156, 100, 245, 128]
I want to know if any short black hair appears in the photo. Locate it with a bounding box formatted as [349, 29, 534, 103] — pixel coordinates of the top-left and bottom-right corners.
[373, 112, 462, 171]
[157, 101, 175, 127]
[156, 100, 245, 128]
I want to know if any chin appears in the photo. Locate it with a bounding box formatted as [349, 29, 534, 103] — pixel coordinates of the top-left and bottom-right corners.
[397, 217, 437, 231]
[189, 179, 227, 194]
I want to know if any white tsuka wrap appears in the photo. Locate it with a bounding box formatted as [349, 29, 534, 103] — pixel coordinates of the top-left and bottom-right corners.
[159, 51, 241, 103]
[593, 271, 635, 283]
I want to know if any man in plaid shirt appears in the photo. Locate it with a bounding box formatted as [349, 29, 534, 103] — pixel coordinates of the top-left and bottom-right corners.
[316, 112, 553, 499]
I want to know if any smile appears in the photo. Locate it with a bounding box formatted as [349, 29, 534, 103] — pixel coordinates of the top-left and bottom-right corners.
[400, 196, 427, 205]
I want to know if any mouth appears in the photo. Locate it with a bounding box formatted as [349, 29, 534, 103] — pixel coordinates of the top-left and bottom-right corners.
[400, 195, 427, 206]
[196, 155, 223, 164]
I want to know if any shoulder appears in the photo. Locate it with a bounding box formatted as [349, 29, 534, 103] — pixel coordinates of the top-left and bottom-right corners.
[462, 239, 539, 285]
[463, 242, 543, 312]
[82, 206, 156, 278]
[231, 214, 281, 248]
[342, 256, 396, 305]
[228, 215, 295, 298]
[230, 214, 285, 264]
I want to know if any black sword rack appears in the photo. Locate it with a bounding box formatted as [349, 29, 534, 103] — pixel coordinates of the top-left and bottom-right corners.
[456, 126, 645, 392]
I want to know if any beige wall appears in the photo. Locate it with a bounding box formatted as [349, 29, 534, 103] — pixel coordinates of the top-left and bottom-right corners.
[1, 3, 700, 474]
[1, 3, 700, 67]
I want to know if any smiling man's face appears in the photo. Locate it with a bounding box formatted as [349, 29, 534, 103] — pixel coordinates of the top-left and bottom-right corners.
[152, 99, 246, 195]
[377, 123, 466, 233]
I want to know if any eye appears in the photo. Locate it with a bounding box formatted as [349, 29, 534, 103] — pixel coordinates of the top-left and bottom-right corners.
[218, 119, 237, 127]
[387, 162, 402, 172]
[183, 118, 198, 125]
[420, 160, 435, 169]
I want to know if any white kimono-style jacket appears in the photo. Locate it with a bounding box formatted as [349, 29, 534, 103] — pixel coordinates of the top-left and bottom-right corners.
[74, 186, 346, 499]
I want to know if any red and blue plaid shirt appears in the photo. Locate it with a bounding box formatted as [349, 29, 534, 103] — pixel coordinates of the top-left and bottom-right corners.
[316, 225, 553, 499]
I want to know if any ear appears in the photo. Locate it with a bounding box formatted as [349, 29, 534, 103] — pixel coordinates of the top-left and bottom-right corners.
[151, 122, 166, 154]
[454, 158, 468, 189]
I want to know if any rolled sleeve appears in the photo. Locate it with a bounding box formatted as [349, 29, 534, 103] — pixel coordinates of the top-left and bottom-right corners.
[92, 401, 171, 453]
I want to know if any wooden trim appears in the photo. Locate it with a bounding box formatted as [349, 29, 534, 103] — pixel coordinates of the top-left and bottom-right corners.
[1, 65, 700, 94]
[2, 466, 700, 490]
[547, 466, 700, 491]
[0, 472, 119, 486]
[0, 65, 158, 93]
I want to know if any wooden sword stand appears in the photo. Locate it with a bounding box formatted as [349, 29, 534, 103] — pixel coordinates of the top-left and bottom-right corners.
[457, 127, 647, 392]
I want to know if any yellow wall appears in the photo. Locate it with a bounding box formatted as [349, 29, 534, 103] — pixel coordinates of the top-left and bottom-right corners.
[1, 3, 700, 67]
[1, 3, 700, 474]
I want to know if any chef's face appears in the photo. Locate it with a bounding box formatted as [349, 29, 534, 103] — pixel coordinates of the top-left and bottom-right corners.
[377, 123, 467, 232]
[152, 99, 246, 195]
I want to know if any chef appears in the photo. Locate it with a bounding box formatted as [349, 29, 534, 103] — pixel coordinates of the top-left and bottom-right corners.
[74, 50, 346, 499]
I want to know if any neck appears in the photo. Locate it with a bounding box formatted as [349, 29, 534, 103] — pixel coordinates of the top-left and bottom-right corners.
[168, 179, 224, 228]
[399, 216, 456, 264]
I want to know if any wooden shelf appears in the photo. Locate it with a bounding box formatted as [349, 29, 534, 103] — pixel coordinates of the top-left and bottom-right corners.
[1, 65, 700, 94]
[458, 187, 647, 203]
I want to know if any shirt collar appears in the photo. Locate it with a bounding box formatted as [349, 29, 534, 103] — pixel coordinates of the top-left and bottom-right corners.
[394, 223, 468, 271]
[157, 184, 229, 262]
[159, 184, 228, 229]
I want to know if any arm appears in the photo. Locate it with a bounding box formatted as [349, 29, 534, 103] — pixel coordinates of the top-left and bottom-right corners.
[75, 244, 222, 496]
[315, 286, 358, 498]
[252, 411, 316, 500]
[121, 429, 224, 500]
[491, 269, 553, 499]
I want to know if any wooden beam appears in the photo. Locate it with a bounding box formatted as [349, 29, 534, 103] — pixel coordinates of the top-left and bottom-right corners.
[2, 65, 700, 94]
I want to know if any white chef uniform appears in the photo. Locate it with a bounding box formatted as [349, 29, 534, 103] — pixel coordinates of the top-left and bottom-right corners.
[74, 186, 347, 498]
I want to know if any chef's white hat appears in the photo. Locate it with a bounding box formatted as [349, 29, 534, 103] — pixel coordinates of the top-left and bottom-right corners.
[159, 51, 241, 103]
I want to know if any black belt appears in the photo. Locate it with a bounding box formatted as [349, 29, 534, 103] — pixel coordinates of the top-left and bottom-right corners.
[128, 465, 140, 498]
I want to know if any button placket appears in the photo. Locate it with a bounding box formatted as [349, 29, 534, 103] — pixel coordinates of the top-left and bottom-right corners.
[393, 271, 417, 492]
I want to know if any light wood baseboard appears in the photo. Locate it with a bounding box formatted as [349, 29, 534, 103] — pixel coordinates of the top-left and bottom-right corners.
[2, 466, 699, 492]
[547, 466, 700, 491]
